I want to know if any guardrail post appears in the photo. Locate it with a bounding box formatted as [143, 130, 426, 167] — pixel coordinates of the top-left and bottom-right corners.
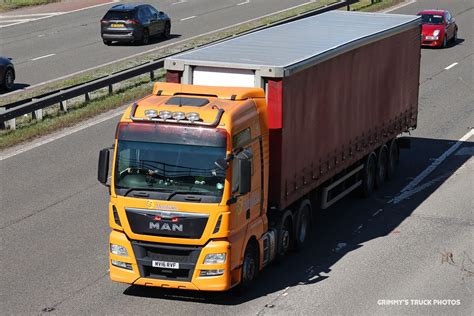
[0, 107, 16, 130]
[60, 101, 67, 112]
[347, 0, 350, 11]
[150, 70, 155, 81]
[32, 108, 43, 121]
[108, 84, 113, 95]
[85, 92, 90, 102]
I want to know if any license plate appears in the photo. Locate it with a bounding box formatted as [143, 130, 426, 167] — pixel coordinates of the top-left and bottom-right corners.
[111, 23, 124, 28]
[152, 260, 180, 269]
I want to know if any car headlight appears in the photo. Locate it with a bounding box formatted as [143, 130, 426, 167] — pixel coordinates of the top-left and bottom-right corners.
[204, 253, 226, 264]
[110, 244, 128, 257]
[433, 30, 440, 36]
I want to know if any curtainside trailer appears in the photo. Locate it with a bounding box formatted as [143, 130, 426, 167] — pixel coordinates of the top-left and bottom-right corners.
[98, 11, 421, 291]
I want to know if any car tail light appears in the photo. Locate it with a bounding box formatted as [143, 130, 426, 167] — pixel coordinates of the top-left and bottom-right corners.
[100, 19, 109, 24]
[126, 19, 139, 24]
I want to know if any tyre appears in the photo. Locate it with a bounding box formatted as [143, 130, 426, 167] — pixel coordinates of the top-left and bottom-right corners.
[103, 39, 112, 46]
[386, 139, 399, 180]
[361, 153, 376, 198]
[441, 35, 447, 48]
[141, 29, 149, 45]
[375, 145, 388, 188]
[294, 201, 312, 250]
[163, 22, 171, 39]
[276, 210, 293, 258]
[452, 29, 457, 44]
[240, 241, 259, 289]
[2, 67, 14, 90]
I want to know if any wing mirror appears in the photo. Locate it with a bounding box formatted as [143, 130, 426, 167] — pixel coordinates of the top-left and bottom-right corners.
[98, 147, 113, 186]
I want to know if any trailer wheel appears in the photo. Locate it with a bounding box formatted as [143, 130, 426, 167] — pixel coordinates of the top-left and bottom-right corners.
[276, 210, 293, 258]
[294, 201, 312, 250]
[387, 139, 399, 180]
[240, 241, 259, 289]
[375, 145, 388, 188]
[361, 153, 376, 197]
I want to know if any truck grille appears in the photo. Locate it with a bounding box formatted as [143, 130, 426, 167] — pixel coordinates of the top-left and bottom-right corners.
[131, 240, 202, 281]
[125, 208, 209, 239]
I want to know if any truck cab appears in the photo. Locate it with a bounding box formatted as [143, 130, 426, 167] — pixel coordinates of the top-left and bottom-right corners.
[98, 82, 272, 291]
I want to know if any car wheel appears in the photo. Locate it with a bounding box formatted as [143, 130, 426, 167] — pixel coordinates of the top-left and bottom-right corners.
[441, 35, 447, 48]
[3, 67, 14, 90]
[141, 29, 149, 45]
[163, 22, 171, 39]
[452, 29, 457, 43]
[103, 39, 112, 46]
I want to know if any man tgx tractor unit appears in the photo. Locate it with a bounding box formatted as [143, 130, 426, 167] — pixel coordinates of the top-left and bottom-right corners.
[98, 11, 421, 291]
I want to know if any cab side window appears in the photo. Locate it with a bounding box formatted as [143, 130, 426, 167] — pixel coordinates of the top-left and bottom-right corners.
[445, 11, 451, 22]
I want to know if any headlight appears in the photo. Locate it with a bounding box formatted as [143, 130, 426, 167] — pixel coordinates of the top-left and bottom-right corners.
[110, 244, 128, 257]
[433, 30, 440, 36]
[204, 253, 226, 264]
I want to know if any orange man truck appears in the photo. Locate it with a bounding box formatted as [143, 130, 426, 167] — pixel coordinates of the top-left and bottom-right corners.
[98, 11, 421, 291]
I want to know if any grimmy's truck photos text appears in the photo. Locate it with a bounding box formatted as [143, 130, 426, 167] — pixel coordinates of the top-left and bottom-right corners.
[97, 11, 421, 291]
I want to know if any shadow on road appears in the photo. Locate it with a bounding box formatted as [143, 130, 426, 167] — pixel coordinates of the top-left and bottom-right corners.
[123, 136, 473, 305]
[108, 34, 181, 46]
[0, 82, 30, 94]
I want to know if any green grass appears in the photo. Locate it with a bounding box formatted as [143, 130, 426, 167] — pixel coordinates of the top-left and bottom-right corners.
[0, 0, 402, 150]
[0, 0, 60, 12]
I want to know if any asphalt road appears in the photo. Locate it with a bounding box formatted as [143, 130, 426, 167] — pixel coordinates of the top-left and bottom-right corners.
[0, 0, 314, 91]
[1, 0, 473, 314]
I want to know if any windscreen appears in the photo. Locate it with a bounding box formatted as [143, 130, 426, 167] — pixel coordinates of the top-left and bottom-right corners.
[419, 14, 444, 25]
[114, 123, 227, 203]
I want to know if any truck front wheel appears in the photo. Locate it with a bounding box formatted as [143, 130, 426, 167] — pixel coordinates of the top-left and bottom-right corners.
[240, 242, 259, 289]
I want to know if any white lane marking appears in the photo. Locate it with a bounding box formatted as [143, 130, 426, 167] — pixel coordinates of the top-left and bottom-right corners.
[31, 53, 56, 61]
[354, 225, 363, 233]
[0, 107, 125, 161]
[372, 209, 383, 217]
[389, 129, 474, 204]
[180, 16, 196, 21]
[171, 0, 187, 5]
[445, 62, 458, 70]
[0, 12, 63, 18]
[0, 1, 118, 29]
[237, 0, 250, 5]
[382, 0, 416, 13]
[1, 0, 318, 99]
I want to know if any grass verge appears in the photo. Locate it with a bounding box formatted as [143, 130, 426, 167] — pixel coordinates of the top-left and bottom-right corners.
[0, 0, 60, 12]
[0, 0, 404, 151]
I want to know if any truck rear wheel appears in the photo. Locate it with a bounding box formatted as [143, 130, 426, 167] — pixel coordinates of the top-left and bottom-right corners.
[387, 139, 399, 180]
[375, 145, 388, 188]
[361, 153, 376, 197]
[240, 241, 259, 289]
[294, 201, 312, 250]
[276, 210, 293, 258]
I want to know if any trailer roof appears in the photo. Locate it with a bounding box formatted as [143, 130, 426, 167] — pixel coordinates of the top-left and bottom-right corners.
[165, 11, 420, 78]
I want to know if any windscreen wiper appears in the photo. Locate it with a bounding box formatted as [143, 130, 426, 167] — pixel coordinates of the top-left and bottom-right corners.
[122, 187, 172, 197]
[166, 190, 211, 201]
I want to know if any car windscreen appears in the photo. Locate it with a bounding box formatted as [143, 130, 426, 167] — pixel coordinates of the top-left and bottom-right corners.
[104, 10, 136, 20]
[419, 14, 444, 25]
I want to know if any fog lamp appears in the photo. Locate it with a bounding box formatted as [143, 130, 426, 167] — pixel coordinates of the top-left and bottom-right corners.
[172, 111, 186, 121]
[159, 110, 172, 120]
[200, 269, 224, 277]
[144, 109, 158, 118]
[111, 260, 133, 270]
[186, 112, 200, 122]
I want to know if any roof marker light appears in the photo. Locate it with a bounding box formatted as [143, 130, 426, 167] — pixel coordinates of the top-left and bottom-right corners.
[186, 112, 200, 122]
[159, 110, 172, 120]
[172, 111, 186, 121]
[144, 109, 158, 119]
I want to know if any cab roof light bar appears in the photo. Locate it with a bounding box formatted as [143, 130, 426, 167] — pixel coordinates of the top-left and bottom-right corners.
[129, 102, 225, 127]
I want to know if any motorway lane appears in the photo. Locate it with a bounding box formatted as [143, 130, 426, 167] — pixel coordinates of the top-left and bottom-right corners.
[0, 0, 313, 90]
[1, 0, 473, 314]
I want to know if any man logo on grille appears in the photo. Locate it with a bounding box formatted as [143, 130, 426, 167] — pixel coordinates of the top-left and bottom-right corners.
[149, 222, 183, 232]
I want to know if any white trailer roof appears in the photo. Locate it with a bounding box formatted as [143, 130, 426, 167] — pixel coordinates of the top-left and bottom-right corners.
[165, 11, 420, 78]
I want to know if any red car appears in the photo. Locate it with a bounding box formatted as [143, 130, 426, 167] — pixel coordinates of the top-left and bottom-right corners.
[418, 10, 458, 48]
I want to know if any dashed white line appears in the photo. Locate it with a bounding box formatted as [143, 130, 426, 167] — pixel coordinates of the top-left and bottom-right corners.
[180, 15, 196, 21]
[382, 0, 416, 13]
[31, 53, 56, 61]
[389, 128, 474, 204]
[171, 0, 187, 5]
[237, 0, 250, 5]
[445, 62, 458, 70]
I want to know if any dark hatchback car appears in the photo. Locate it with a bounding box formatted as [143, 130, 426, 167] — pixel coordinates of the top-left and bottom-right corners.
[101, 4, 171, 45]
[0, 56, 15, 91]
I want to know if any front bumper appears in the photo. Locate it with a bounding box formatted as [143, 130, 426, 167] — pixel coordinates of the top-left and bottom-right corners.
[109, 230, 232, 291]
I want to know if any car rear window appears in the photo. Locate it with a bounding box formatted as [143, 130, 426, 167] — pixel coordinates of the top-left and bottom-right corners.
[104, 10, 136, 20]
